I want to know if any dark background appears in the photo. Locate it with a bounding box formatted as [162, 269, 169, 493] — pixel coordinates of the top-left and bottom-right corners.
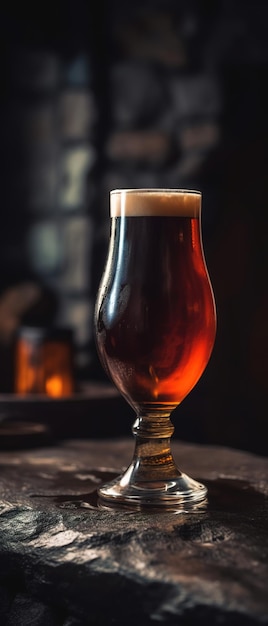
[0, 1, 268, 454]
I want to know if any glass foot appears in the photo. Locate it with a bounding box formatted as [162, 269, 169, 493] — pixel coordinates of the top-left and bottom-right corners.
[98, 471, 207, 509]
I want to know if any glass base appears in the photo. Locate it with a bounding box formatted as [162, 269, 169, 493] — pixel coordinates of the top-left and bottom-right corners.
[98, 471, 207, 510]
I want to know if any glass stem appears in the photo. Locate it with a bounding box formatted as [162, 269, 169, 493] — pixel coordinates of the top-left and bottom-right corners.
[127, 412, 182, 484]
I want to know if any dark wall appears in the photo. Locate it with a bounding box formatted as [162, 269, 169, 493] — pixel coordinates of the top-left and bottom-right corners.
[1, 1, 268, 454]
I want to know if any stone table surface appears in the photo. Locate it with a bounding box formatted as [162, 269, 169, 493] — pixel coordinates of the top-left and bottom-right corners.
[0, 437, 268, 626]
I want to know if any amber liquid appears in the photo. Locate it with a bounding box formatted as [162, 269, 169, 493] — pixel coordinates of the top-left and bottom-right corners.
[95, 215, 216, 412]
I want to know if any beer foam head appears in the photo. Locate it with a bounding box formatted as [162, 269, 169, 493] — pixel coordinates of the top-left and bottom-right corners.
[110, 189, 201, 217]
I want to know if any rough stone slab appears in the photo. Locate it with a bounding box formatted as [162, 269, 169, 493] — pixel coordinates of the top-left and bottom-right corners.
[0, 438, 268, 625]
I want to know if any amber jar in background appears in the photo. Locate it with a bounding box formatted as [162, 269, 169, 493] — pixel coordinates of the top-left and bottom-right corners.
[14, 326, 75, 397]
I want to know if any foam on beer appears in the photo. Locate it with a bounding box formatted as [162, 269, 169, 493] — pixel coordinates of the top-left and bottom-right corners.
[110, 189, 201, 218]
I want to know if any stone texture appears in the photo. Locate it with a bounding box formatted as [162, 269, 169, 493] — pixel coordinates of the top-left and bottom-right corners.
[114, 10, 187, 67]
[58, 90, 96, 141]
[26, 145, 58, 212]
[61, 216, 93, 291]
[58, 146, 95, 209]
[110, 62, 166, 126]
[0, 438, 268, 625]
[106, 130, 173, 164]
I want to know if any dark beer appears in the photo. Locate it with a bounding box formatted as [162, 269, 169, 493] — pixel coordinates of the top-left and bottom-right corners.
[95, 190, 216, 413]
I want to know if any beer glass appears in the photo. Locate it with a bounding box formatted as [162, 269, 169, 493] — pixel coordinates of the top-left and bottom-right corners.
[94, 189, 216, 508]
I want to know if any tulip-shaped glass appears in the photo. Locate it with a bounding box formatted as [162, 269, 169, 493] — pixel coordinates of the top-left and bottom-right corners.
[94, 189, 216, 508]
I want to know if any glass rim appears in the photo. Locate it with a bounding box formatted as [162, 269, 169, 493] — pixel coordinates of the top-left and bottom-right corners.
[110, 188, 201, 195]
